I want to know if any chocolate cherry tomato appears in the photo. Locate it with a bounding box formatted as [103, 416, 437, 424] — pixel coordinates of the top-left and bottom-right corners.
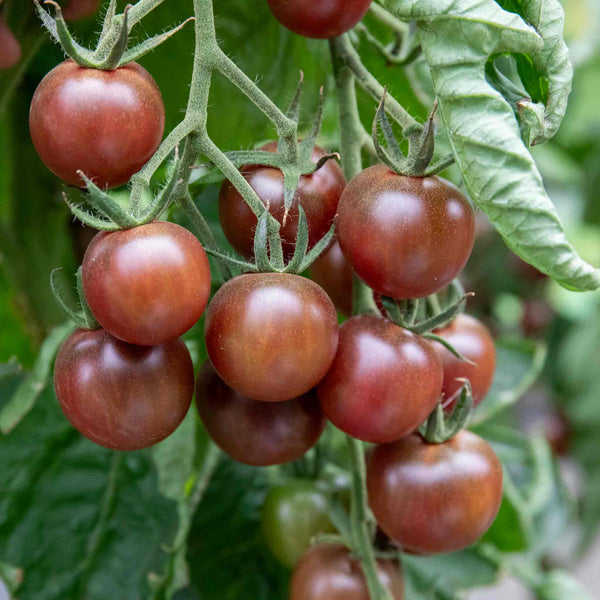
[317, 315, 443, 443]
[434, 314, 496, 408]
[204, 273, 339, 402]
[267, 0, 374, 40]
[0, 16, 21, 70]
[290, 544, 404, 600]
[62, 0, 99, 20]
[219, 142, 345, 260]
[309, 241, 353, 315]
[82, 222, 211, 346]
[195, 362, 326, 466]
[30, 60, 164, 188]
[54, 329, 194, 450]
[337, 165, 475, 299]
[367, 431, 503, 554]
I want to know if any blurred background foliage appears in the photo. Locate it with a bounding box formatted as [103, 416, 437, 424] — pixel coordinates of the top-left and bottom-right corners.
[1, 0, 600, 598]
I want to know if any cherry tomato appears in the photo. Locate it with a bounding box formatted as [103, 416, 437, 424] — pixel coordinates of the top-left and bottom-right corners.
[30, 60, 165, 189]
[62, 0, 99, 20]
[261, 480, 335, 567]
[337, 165, 475, 299]
[205, 273, 339, 402]
[195, 362, 326, 466]
[54, 329, 193, 450]
[266, 0, 373, 39]
[290, 544, 404, 600]
[521, 299, 554, 338]
[219, 142, 345, 260]
[82, 222, 211, 346]
[367, 431, 503, 554]
[433, 314, 496, 408]
[0, 16, 21, 70]
[317, 315, 443, 443]
[309, 241, 353, 315]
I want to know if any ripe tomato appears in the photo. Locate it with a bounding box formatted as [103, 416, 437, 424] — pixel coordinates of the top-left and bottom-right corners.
[30, 60, 164, 189]
[0, 16, 21, 70]
[195, 362, 326, 466]
[62, 0, 99, 20]
[337, 165, 475, 299]
[219, 142, 345, 260]
[434, 314, 496, 408]
[82, 222, 211, 346]
[54, 329, 194, 450]
[317, 315, 443, 443]
[266, 0, 373, 39]
[290, 544, 404, 600]
[261, 480, 335, 567]
[204, 273, 339, 402]
[367, 431, 503, 554]
[309, 241, 353, 315]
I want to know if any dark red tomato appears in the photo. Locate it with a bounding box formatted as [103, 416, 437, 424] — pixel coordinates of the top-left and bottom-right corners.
[62, 0, 99, 20]
[267, 0, 373, 39]
[317, 315, 443, 443]
[0, 16, 21, 70]
[82, 222, 211, 346]
[367, 431, 503, 554]
[30, 60, 164, 189]
[219, 142, 345, 260]
[433, 314, 496, 409]
[195, 362, 326, 466]
[205, 273, 339, 402]
[309, 241, 353, 315]
[337, 165, 475, 299]
[261, 480, 335, 567]
[290, 544, 404, 600]
[54, 328, 194, 450]
[521, 299, 554, 338]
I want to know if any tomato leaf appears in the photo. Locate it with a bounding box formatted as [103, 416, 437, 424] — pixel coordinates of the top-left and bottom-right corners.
[383, 0, 600, 292]
[472, 338, 547, 425]
[535, 570, 594, 600]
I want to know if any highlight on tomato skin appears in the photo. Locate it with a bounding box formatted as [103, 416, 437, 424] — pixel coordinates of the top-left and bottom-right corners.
[29, 60, 165, 189]
[0, 16, 22, 70]
[195, 362, 326, 467]
[366, 431, 503, 555]
[53, 328, 195, 451]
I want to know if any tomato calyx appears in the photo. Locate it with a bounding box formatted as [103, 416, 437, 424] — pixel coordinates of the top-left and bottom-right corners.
[51, 267, 99, 331]
[419, 380, 474, 443]
[35, 0, 192, 70]
[373, 91, 454, 177]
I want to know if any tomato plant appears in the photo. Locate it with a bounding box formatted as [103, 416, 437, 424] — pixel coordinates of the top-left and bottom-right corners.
[261, 480, 335, 567]
[337, 166, 475, 299]
[318, 314, 443, 443]
[290, 544, 404, 600]
[82, 221, 211, 346]
[204, 273, 339, 402]
[54, 328, 194, 450]
[29, 60, 164, 188]
[367, 431, 503, 554]
[266, 0, 373, 39]
[219, 142, 345, 260]
[434, 313, 496, 408]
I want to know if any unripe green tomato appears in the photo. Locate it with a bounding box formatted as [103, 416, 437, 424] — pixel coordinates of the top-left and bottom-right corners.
[261, 480, 336, 568]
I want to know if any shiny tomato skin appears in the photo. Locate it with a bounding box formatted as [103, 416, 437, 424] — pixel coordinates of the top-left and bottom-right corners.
[267, 0, 373, 39]
[219, 143, 345, 260]
[62, 0, 99, 20]
[337, 165, 475, 299]
[30, 60, 164, 189]
[367, 431, 503, 555]
[82, 222, 211, 346]
[0, 16, 21, 70]
[54, 329, 194, 450]
[204, 273, 339, 402]
[261, 480, 335, 567]
[317, 315, 443, 443]
[195, 362, 326, 466]
[290, 544, 404, 600]
[434, 314, 496, 408]
[309, 241, 353, 315]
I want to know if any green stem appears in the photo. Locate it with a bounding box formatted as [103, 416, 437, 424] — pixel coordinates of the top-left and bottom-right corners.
[369, 3, 410, 35]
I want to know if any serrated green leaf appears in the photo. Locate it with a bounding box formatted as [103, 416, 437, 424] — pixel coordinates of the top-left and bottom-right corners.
[383, 0, 600, 292]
